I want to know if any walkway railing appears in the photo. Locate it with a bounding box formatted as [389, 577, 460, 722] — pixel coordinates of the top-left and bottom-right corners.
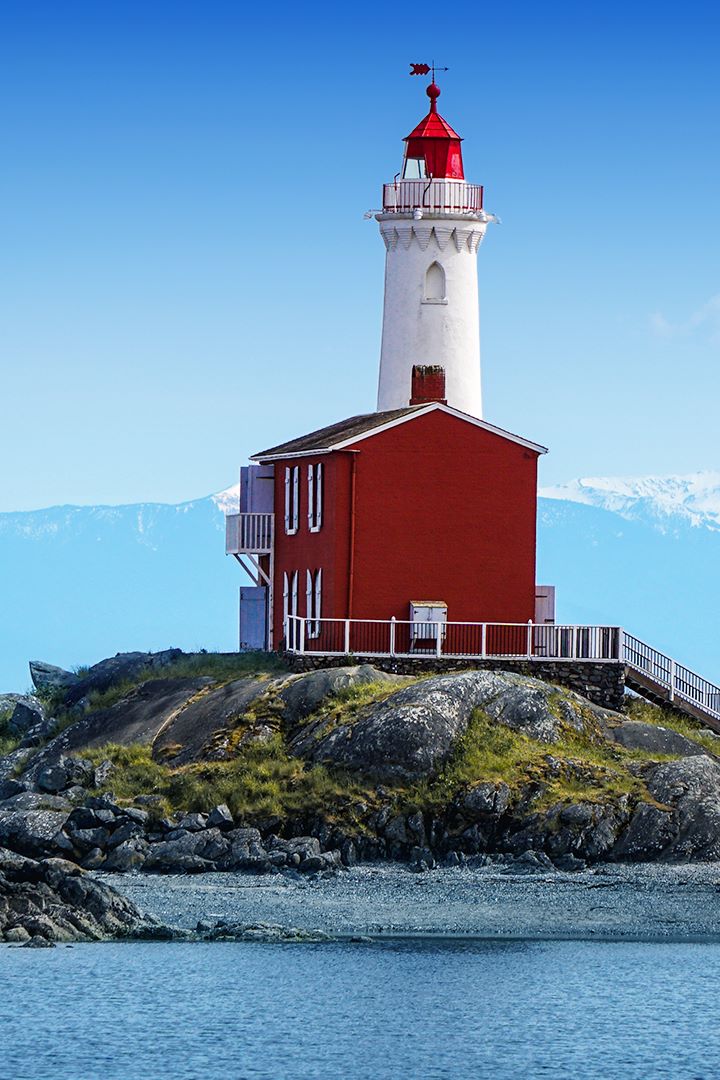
[283, 617, 720, 725]
[623, 632, 720, 721]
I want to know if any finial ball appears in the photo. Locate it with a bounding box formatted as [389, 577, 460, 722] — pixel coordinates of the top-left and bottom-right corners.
[426, 82, 441, 100]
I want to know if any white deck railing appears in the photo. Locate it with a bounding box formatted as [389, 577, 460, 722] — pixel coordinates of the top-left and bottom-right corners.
[225, 512, 274, 555]
[382, 180, 484, 215]
[284, 616, 622, 663]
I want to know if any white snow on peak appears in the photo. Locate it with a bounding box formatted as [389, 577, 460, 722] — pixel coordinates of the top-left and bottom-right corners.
[540, 472, 720, 530]
[211, 483, 241, 516]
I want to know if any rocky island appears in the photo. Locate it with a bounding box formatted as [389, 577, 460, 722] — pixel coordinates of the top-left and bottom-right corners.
[2, 648, 720, 943]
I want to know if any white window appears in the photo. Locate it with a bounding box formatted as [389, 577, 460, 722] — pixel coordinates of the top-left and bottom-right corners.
[423, 261, 447, 304]
[284, 571, 300, 647]
[284, 465, 299, 534]
[306, 568, 322, 639]
[290, 570, 298, 618]
[307, 462, 323, 532]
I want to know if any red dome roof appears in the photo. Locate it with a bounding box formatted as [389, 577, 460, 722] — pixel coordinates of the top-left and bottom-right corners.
[403, 82, 464, 180]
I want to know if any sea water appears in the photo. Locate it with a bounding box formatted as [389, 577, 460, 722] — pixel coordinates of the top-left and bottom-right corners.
[0, 938, 717, 1079]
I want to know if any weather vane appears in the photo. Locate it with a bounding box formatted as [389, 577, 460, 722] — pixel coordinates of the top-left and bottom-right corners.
[409, 62, 449, 81]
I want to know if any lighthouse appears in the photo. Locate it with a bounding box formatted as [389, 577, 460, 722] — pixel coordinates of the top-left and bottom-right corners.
[226, 72, 549, 653]
[376, 79, 490, 418]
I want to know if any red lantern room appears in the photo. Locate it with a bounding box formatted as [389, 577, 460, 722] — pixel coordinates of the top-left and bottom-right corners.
[402, 82, 465, 180]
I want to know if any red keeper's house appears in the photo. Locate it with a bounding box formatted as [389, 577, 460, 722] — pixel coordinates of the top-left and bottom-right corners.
[225, 76, 552, 655]
[226, 368, 549, 653]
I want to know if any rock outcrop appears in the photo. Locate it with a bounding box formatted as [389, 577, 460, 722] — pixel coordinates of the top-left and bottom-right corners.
[292, 670, 605, 780]
[5, 651, 720, 872]
[30, 650, 184, 706]
[0, 847, 161, 943]
[613, 756, 720, 862]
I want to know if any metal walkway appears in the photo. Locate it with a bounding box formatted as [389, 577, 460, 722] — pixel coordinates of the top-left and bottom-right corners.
[622, 633, 720, 732]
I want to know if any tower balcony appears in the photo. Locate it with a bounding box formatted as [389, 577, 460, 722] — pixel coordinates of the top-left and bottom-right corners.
[225, 512, 274, 555]
[382, 179, 484, 216]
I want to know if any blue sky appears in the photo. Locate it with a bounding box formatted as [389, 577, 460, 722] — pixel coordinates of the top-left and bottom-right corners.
[1, 0, 719, 511]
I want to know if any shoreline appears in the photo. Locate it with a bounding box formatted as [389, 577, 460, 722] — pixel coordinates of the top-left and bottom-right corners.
[99, 861, 720, 944]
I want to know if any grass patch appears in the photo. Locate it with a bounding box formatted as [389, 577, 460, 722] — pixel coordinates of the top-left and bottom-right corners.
[80, 737, 373, 824]
[0, 707, 19, 756]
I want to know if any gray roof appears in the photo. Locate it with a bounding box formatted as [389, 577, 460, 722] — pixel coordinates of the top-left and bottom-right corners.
[251, 402, 548, 460]
[251, 407, 423, 459]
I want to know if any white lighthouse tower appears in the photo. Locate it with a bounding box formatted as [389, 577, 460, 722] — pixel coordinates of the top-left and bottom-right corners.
[376, 78, 491, 418]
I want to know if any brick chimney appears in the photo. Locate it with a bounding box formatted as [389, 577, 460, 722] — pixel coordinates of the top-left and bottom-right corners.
[410, 365, 447, 406]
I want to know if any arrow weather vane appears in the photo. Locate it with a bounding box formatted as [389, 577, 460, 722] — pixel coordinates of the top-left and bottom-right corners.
[409, 61, 449, 80]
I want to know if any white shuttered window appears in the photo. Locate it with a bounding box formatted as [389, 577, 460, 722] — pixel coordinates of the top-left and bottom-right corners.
[284, 466, 299, 534]
[306, 567, 323, 639]
[307, 463, 323, 532]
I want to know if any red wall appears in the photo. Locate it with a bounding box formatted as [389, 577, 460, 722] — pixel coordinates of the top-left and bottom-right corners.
[270, 410, 539, 644]
[349, 411, 538, 624]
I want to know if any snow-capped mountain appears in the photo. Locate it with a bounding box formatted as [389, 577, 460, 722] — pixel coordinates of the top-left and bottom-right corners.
[540, 473, 720, 531]
[1, 475, 719, 691]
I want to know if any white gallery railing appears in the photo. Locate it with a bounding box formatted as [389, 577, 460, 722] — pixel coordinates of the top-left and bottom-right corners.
[283, 617, 720, 723]
[382, 180, 484, 214]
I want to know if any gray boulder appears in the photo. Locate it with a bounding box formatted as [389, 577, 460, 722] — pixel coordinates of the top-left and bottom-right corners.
[613, 755, 720, 861]
[94, 760, 115, 787]
[62, 649, 184, 707]
[384, 815, 409, 844]
[177, 812, 208, 832]
[0, 848, 161, 941]
[37, 756, 94, 794]
[0, 808, 71, 857]
[103, 839, 148, 872]
[265, 835, 339, 871]
[605, 720, 706, 758]
[152, 677, 279, 765]
[7, 697, 45, 737]
[207, 804, 234, 830]
[0, 748, 35, 782]
[220, 831, 269, 871]
[0, 779, 27, 802]
[278, 665, 406, 728]
[22, 677, 214, 782]
[29, 662, 80, 693]
[144, 828, 229, 872]
[19, 715, 59, 748]
[462, 781, 512, 817]
[0, 792, 71, 812]
[106, 819, 144, 850]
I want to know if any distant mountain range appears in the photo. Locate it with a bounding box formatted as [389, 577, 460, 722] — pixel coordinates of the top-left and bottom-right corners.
[1, 474, 718, 691]
[541, 473, 720, 531]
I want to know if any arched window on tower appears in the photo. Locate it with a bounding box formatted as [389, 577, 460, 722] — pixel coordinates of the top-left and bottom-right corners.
[423, 261, 447, 304]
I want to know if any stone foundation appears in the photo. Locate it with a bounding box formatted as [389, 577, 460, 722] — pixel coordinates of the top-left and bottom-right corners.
[283, 653, 626, 711]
